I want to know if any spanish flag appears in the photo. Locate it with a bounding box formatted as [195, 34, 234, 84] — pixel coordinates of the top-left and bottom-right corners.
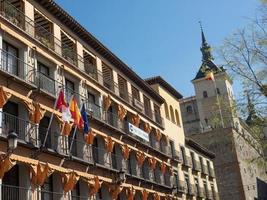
[205, 71, 214, 81]
[69, 96, 84, 129]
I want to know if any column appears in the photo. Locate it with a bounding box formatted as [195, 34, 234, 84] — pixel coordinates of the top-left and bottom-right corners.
[113, 70, 119, 95]
[54, 24, 62, 55]
[96, 57, 103, 85]
[76, 41, 84, 70]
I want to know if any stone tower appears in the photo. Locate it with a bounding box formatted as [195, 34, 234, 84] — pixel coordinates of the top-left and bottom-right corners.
[191, 27, 237, 131]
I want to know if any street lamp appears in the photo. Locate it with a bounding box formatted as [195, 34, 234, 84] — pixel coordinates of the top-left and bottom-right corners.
[7, 131, 18, 153]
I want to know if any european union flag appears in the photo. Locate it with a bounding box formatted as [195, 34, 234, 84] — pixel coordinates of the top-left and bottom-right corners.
[81, 104, 89, 134]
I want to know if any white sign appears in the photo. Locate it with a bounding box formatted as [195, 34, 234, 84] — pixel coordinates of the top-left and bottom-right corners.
[128, 123, 149, 142]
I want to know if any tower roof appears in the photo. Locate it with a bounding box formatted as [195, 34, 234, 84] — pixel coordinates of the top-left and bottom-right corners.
[193, 24, 223, 80]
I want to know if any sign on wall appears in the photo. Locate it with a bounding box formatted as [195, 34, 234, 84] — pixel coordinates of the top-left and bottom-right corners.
[128, 122, 149, 142]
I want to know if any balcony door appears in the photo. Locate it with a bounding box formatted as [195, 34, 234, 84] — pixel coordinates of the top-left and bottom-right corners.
[39, 116, 51, 148]
[41, 176, 53, 200]
[38, 62, 55, 95]
[65, 79, 75, 102]
[2, 165, 19, 200]
[2, 41, 18, 76]
[2, 101, 19, 136]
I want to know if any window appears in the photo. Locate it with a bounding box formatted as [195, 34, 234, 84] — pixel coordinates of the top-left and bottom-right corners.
[204, 118, 208, 125]
[102, 64, 114, 91]
[131, 85, 140, 100]
[203, 91, 208, 98]
[143, 95, 152, 117]
[83, 50, 97, 79]
[2, 41, 19, 75]
[37, 62, 49, 76]
[216, 88, 220, 95]
[175, 109, 180, 126]
[65, 78, 75, 101]
[170, 105, 175, 123]
[184, 174, 189, 193]
[154, 104, 161, 124]
[186, 105, 193, 114]
[164, 103, 169, 119]
[118, 75, 128, 99]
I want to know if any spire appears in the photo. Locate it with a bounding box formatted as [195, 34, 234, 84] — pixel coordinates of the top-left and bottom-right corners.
[199, 21, 213, 62]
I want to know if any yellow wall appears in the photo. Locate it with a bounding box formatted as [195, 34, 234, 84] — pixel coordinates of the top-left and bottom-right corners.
[150, 84, 185, 146]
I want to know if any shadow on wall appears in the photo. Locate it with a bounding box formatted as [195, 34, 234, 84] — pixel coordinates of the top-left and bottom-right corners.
[257, 177, 267, 199]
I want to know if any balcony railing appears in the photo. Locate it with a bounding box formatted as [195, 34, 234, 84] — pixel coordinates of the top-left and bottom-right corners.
[183, 155, 193, 167]
[208, 166, 216, 178]
[197, 187, 205, 198]
[202, 164, 209, 175]
[0, 48, 36, 85]
[192, 159, 201, 171]
[36, 71, 57, 96]
[0, 111, 38, 146]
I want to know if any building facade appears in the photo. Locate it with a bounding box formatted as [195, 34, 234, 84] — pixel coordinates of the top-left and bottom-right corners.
[146, 76, 219, 200]
[0, 0, 219, 200]
[180, 29, 267, 200]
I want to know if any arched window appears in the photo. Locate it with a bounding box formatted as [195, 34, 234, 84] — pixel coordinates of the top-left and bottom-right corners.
[164, 103, 169, 119]
[170, 105, 175, 123]
[203, 91, 208, 98]
[186, 105, 193, 114]
[175, 109, 180, 126]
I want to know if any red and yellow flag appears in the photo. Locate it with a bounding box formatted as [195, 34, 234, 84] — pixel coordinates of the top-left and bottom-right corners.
[69, 97, 84, 129]
[205, 71, 214, 81]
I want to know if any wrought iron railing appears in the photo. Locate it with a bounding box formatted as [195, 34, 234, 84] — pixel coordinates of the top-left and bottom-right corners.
[0, 48, 36, 84]
[0, 111, 38, 146]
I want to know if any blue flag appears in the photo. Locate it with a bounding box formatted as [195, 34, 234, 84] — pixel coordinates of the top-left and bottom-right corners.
[81, 104, 89, 134]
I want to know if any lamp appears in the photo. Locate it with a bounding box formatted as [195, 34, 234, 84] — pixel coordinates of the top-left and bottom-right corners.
[7, 131, 18, 153]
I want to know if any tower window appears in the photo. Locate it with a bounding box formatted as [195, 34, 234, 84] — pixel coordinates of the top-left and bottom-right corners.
[186, 105, 193, 114]
[175, 109, 180, 126]
[203, 91, 208, 98]
[216, 88, 220, 95]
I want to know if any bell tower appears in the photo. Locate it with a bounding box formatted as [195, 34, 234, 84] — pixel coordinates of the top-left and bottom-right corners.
[191, 25, 237, 130]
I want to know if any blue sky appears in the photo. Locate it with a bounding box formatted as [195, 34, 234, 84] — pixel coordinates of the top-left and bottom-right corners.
[55, 0, 259, 97]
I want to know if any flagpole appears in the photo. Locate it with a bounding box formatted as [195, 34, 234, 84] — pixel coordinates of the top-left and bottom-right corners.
[68, 100, 84, 156]
[68, 124, 78, 156]
[212, 77, 225, 128]
[41, 87, 63, 148]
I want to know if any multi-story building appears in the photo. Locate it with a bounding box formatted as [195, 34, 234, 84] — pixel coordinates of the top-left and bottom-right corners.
[0, 0, 220, 200]
[180, 29, 267, 200]
[146, 76, 219, 200]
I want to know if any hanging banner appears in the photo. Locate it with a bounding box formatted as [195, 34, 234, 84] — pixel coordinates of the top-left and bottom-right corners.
[128, 123, 149, 142]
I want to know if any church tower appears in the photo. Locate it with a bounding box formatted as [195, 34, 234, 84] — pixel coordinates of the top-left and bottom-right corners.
[191, 26, 237, 130]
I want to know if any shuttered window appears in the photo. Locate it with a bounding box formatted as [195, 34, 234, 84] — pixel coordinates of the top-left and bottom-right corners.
[118, 75, 128, 99]
[143, 95, 151, 117]
[131, 85, 139, 100]
[102, 64, 113, 91]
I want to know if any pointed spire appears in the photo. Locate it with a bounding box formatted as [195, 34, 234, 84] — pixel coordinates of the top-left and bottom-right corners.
[199, 21, 213, 62]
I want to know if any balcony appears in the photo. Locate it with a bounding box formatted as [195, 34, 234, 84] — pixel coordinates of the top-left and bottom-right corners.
[36, 71, 57, 97]
[188, 184, 196, 196]
[0, 111, 39, 146]
[183, 155, 192, 167]
[208, 166, 216, 178]
[197, 187, 205, 198]
[1, 184, 89, 200]
[202, 164, 209, 175]
[192, 159, 201, 172]
[177, 180, 186, 193]
[0, 48, 36, 85]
